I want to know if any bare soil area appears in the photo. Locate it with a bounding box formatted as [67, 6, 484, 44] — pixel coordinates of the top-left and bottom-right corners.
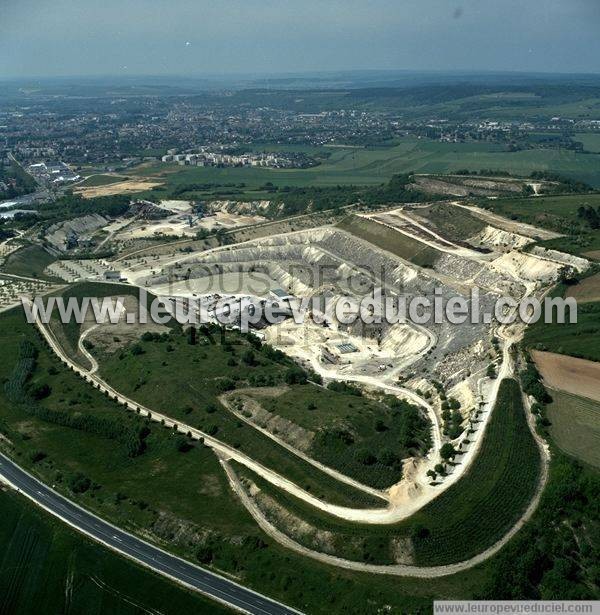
[566, 273, 600, 303]
[75, 179, 164, 198]
[583, 250, 600, 261]
[532, 350, 600, 402]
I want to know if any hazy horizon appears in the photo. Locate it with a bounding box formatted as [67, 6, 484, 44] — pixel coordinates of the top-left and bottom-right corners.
[2, 0, 600, 79]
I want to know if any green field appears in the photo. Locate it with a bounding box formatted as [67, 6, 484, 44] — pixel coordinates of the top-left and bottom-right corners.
[524, 298, 600, 362]
[129, 137, 600, 199]
[3, 244, 59, 281]
[247, 384, 431, 489]
[0, 489, 228, 615]
[78, 174, 126, 187]
[575, 132, 600, 153]
[337, 214, 440, 267]
[238, 379, 542, 567]
[546, 389, 600, 469]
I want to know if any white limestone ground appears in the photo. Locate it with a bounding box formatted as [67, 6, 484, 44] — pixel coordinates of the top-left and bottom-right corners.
[91, 200, 588, 532]
[469, 225, 534, 252]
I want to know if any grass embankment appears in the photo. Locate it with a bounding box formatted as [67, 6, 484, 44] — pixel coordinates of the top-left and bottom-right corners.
[93, 324, 382, 507]
[235, 379, 541, 567]
[415, 202, 486, 242]
[0, 489, 227, 615]
[0, 307, 474, 613]
[249, 384, 431, 490]
[481, 193, 600, 258]
[3, 244, 59, 281]
[336, 215, 441, 267]
[48, 282, 144, 369]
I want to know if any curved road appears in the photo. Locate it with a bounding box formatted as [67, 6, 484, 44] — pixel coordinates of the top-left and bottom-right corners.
[0, 452, 301, 615]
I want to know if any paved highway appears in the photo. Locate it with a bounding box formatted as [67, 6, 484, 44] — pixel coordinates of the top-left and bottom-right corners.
[0, 452, 302, 615]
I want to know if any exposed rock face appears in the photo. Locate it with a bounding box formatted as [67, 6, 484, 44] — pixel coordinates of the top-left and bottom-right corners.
[46, 214, 108, 251]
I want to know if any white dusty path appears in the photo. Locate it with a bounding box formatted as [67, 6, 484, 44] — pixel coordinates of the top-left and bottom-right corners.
[221, 405, 550, 580]
[219, 391, 388, 502]
[18, 256, 551, 575]
[28, 297, 532, 527]
[78, 324, 99, 374]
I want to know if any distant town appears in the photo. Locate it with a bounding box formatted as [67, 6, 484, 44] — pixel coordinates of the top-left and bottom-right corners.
[160, 146, 315, 169]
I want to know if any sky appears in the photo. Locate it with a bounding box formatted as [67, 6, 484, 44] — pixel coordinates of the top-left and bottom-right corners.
[1, 0, 599, 78]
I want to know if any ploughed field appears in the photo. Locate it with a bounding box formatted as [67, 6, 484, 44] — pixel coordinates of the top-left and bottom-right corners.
[532, 350, 600, 403]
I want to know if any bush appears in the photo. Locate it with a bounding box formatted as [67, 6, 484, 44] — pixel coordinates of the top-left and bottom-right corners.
[69, 472, 91, 494]
[241, 350, 256, 366]
[327, 381, 362, 396]
[284, 367, 307, 385]
[216, 378, 235, 393]
[175, 436, 192, 453]
[29, 450, 47, 463]
[30, 383, 51, 400]
[440, 443, 457, 460]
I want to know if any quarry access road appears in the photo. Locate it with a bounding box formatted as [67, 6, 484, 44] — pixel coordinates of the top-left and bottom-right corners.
[219, 390, 388, 502]
[31, 309, 421, 523]
[219, 288, 550, 577]
[222, 405, 550, 581]
[30, 303, 497, 525]
[78, 324, 100, 374]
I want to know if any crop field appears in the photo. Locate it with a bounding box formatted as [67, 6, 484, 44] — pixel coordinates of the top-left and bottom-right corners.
[524, 301, 600, 363]
[407, 379, 540, 565]
[3, 244, 59, 281]
[532, 351, 600, 403]
[128, 137, 600, 200]
[247, 384, 431, 489]
[575, 132, 600, 153]
[336, 215, 440, 267]
[0, 490, 226, 615]
[546, 389, 600, 469]
[238, 379, 541, 567]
